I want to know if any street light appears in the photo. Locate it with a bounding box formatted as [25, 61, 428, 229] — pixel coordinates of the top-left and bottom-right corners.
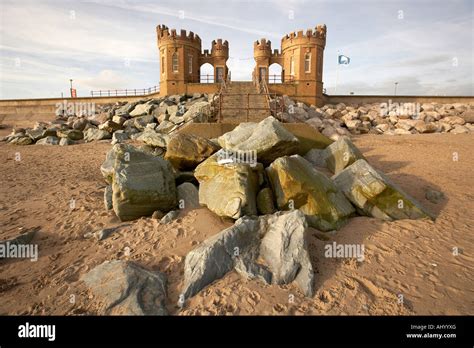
[394, 82, 399, 96]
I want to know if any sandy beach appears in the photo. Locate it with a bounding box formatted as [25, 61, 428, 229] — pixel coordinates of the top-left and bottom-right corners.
[0, 132, 472, 315]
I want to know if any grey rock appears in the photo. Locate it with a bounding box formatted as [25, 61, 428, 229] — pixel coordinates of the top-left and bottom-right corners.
[182, 210, 315, 299]
[136, 130, 168, 148]
[59, 137, 75, 146]
[26, 128, 45, 141]
[84, 128, 111, 142]
[36, 136, 59, 145]
[111, 131, 129, 145]
[81, 260, 168, 315]
[129, 102, 155, 117]
[177, 182, 200, 210]
[182, 101, 212, 123]
[218, 116, 300, 165]
[159, 210, 180, 224]
[104, 185, 113, 210]
[182, 216, 260, 299]
[134, 115, 155, 130]
[425, 188, 445, 204]
[259, 210, 314, 296]
[111, 144, 177, 221]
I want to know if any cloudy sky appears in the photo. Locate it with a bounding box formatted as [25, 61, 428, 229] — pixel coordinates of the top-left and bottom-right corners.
[0, 0, 472, 99]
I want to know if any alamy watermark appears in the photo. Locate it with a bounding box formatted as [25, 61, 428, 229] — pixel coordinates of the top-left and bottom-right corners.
[0, 242, 38, 261]
[216, 149, 257, 167]
[379, 99, 420, 118]
[324, 242, 365, 262]
[55, 100, 95, 117]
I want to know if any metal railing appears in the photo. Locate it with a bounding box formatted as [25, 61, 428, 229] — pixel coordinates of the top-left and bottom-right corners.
[200, 74, 215, 83]
[217, 92, 284, 123]
[90, 85, 159, 97]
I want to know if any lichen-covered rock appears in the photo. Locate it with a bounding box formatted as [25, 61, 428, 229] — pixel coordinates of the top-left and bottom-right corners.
[218, 116, 300, 165]
[333, 159, 434, 220]
[324, 137, 366, 174]
[26, 128, 45, 142]
[194, 153, 262, 219]
[109, 144, 177, 221]
[164, 133, 220, 170]
[11, 136, 33, 145]
[57, 129, 84, 140]
[266, 155, 355, 231]
[98, 120, 122, 134]
[256, 187, 276, 215]
[81, 260, 167, 315]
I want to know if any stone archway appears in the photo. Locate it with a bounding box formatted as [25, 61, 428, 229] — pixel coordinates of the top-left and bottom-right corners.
[200, 63, 214, 83]
[269, 63, 283, 83]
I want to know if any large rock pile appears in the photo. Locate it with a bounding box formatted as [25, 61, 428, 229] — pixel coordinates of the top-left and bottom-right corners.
[2, 93, 214, 146]
[276, 96, 474, 140]
[90, 115, 434, 304]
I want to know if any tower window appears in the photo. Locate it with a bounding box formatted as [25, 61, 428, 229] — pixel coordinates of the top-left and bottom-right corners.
[172, 52, 179, 73]
[161, 56, 165, 75]
[290, 56, 295, 76]
[305, 53, 311, 73]
[188, 55, 193, 74]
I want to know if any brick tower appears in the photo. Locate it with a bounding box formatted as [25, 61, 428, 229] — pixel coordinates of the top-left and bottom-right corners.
[254, 24, 327, 106]
[157, 25, 229, 95]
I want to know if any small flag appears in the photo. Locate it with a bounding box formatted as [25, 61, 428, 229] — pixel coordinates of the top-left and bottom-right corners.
[338, 55, 350, 65]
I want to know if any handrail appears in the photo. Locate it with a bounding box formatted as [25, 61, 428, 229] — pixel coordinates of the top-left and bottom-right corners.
[90, 85, 159, 97]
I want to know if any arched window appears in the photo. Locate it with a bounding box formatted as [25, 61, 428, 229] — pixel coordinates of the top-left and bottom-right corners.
[172, 52, 179, 73]
[290, 56, 295, 76]
[161, 56, 165, 75]
[304, 53, 311, 73]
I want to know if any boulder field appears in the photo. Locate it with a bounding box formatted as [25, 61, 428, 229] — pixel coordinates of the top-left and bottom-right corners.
[81, 115, 435, 313]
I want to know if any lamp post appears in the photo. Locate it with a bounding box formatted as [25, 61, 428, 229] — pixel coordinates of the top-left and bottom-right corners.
[394, 82, 399, 96]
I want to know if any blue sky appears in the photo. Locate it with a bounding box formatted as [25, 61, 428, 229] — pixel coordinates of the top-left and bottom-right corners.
[0, 0, 472, 99]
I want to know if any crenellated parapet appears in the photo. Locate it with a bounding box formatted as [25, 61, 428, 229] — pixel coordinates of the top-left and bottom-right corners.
[156, 24, 202, 49]
[281, 24, 327, 50]
[211, 39, 229, 57]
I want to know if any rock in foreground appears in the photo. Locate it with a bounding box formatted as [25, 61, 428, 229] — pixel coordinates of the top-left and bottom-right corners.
[217, 116, 300, 165]
[182, 210, 314, 299]
[267, 155, 355, 231]
[194, 153, 262, 219]
[82, 260, 168, 315]
[333, 159, 434, 220]
[164, 133, 220, 170]
[108, 144, 177, 221]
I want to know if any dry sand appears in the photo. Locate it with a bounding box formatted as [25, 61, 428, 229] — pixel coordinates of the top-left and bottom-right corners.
[0, 131, 473, 315]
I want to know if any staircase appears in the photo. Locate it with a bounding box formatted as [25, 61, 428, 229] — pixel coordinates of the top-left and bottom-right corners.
[218, 82, 271, 123]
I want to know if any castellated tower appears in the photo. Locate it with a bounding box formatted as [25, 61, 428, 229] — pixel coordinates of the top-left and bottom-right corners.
[254, 24, 327, 106]
[253, 39, 283, 83]
[157, 25, 229, 96]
